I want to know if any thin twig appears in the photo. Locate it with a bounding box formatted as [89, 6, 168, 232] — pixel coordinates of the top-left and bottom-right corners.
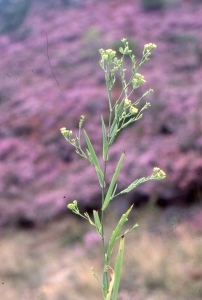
[46, 33, 63, 92]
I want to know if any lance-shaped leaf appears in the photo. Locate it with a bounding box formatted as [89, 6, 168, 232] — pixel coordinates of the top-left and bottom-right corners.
[101, 116, 108, 161]
[93, 210, 102, 237]
[120, 177, 148, 194]
[102, 152, 125, 211]
[112, 235, 125, 300]
[106, 204, 133, 261]
[118, 169, 166, 195]
[83, 130, 105, 187]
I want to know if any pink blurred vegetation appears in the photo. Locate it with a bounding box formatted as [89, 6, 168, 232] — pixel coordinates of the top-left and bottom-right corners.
[0, 0, 202, 228]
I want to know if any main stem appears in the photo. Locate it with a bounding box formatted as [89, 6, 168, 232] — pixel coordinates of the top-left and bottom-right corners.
[101, 67, 114, 297]
[101, 160, 108, 294]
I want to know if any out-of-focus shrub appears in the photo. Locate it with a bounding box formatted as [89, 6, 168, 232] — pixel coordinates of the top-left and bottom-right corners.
[141, 0, 165, 11]
[0, 0, 31, 34]
[61, 0, 83, 6]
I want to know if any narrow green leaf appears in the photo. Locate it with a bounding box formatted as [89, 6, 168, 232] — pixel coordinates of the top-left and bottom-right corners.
[102, 152, 125, 211]
[93, 210, 102, 236]
[106, 204, 133, 261]
[119, 170, 166, 195]
[112, 235, 125, 300]
[83, 130, 105, 187]
[120, 178, 145, 194]
[101, 116, 108, 161]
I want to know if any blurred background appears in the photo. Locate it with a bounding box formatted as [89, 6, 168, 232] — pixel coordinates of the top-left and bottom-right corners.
[0, 0, 202, 299]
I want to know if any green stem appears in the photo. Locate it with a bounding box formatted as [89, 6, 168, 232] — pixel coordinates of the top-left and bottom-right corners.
[101, 159, 108, 295]
[101, 73, 113, 295]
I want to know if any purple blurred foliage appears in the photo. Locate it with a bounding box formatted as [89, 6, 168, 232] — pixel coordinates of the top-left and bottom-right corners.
[0, 0, 202, 227]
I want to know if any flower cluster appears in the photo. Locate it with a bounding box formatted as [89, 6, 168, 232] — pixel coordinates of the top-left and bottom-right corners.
[144, 43, 157, 50]
[99, 48, 116, 63]
[67, 200, 79, 213]
[60, 127, 73, 142]
[132, 73, 146, 88]
[143, 43, 157, 61]
[152, 167, 166, 179]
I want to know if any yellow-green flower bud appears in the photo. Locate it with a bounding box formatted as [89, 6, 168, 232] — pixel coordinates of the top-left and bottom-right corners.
[124, 99, 131, 108]
[159, 170, 166, 178]
[60, 127, 67, 133]
[106, 49, 116, 57]
[121, 38, 127, 43]
[130, 106, 138, 115]
[149, 43, 157, 50]
[135, 73, 146, 84]
[79, 115, 85, 128]
[153, 168, 166, 179]
[144, 43, 157, 51]
[67, 203, 74, 210]
[60, 127, 73, 141]
[153, 167, 160, 173]
[102, 54, 108, 60]
[124, 46, 129, 52]
[132, 78, 138, 86]
[135, 73, 144, 79]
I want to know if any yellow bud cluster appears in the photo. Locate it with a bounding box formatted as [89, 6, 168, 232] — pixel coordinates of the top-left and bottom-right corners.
[60, 127, 73, 141]
[79, 115, 85, 128]
[153, 167, 166, 179]
[144, 43, 157, 50]
[102, 54, 108, 60]
[105, 49, 116, 57]
[100, 49, 116, 61]
[67, 200, 78, 211]
[135, 73, 146, 84]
